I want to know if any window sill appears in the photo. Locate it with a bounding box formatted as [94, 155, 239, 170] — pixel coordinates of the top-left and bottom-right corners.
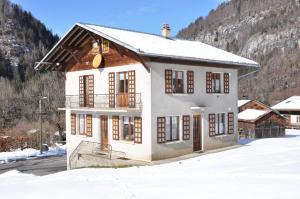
[119, 140, 135, 145]
[165, 140, 183, 145]
[210, 134, 233, 138]
[171, 93, 188, 96]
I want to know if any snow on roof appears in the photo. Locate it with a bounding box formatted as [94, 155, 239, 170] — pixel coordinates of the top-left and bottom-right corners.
[238, 109, 269, 121]
[238, 100, 251, 107]
[272, 96, 300, 111]
[77, 23, 259, 67]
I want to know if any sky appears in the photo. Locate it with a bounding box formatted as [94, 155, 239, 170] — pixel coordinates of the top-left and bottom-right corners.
[10, 0, 223, 37]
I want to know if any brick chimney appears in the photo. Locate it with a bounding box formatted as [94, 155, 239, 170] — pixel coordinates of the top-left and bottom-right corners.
[161, 23, 171, 38]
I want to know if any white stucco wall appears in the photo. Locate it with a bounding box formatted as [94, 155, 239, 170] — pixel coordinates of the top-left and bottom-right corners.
[65, 63, 152, 162]
[150, 62, 239, 160]
[290, 115, 300, 125]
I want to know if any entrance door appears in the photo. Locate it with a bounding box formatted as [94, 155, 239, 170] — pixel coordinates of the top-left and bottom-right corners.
[193, 115, 202, 151]
[100, 116, 108, 147]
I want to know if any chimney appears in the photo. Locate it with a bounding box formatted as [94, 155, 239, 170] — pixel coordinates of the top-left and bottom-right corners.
[161, 23, 171, 38]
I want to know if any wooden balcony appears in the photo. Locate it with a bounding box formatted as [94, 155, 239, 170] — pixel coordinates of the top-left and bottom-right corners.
[65, 93, 142, 111]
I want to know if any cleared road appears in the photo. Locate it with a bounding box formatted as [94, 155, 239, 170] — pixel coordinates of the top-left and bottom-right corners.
[0, 155, 67, 176]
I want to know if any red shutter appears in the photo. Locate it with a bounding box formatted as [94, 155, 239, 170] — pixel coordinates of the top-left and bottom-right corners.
[187, 71, 194, 94]
[157, 117, 166, 143]
[182, 115, 190, 140]
[109, 72, 115, 108]
[134, 117, 142, 144]
[228, 112, 234, 134]
[86, 114, 93, 137]
[165, 69, 172, 94]
[224, 73, 229, 94]
[209, 114, 216, 136]
[206, 72, 212, 93]
[112, 116, 119, 140]
[128, 71, 136, 108]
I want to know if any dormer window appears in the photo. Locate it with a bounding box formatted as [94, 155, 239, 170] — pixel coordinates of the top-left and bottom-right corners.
[102, 39, 109, 53]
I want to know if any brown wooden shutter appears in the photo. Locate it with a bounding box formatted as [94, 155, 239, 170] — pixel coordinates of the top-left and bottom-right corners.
[79, 76, 84, 107]
[208, 114, 216, 136]
[128, 71, 136, 108]
[157, 117, 166, 143]
[187, 71, 194, 94]
[71, 113, 76, 135]
[182, 115, 190, 140]
[109, 72, 115, 108]
[224, 73, 229, 94]
[112, 116, 119, 140]
[228, 112, 234, 134]
[165, 69, 172, 94]
[86, 114, 93, 137]
[206, 72, 212, 93]
[134, 117, 142, 144]
[88, 75, 94, 107]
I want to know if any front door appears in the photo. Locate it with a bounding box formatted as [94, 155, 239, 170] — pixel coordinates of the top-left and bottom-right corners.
[193, 115, 202, 151]
[100, 115, 108, 147]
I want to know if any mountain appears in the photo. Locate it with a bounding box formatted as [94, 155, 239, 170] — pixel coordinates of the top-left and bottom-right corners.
[0, 0, 64, 139]
[177, 0, 300, 105]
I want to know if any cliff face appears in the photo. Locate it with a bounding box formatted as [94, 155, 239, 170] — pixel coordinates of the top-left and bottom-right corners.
[177, 0, 300, 105]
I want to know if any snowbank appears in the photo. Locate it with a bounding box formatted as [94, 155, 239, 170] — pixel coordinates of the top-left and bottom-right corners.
[0, 130, 300, 199]
[0, 144, 66, 164]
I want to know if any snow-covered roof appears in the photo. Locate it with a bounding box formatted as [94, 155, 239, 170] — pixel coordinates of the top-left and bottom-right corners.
[238, 100, 251, 107]
[272, 96, 300, 111]
[77, 23, 259, 67]
[238, 109, 269, 121]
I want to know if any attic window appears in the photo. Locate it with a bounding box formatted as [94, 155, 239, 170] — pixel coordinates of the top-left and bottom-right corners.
[102, 39, 109, 53]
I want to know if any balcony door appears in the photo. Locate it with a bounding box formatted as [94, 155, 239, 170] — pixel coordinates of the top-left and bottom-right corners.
[79, 75, 94, 107]
[117, 72, 129, 107]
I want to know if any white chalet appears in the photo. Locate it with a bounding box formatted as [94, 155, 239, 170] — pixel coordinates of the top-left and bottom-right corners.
[36, 23, 259, 167]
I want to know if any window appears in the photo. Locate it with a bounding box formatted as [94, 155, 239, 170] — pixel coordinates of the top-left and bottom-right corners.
[296, 116, 300, 123]
[118, 72, 128, 93]
[209, 113, 226, 136]
[112, 116, 119, 140]
[157, 117, 166, 143]
[71, 114, 76, 135]
[187, 71, 194, 94]
[212, 73, 221, 93]
[102, 39, 109, 53]
[172, 71, 184, 93]
[182, 115, 190, 140]
[86, 114, 93, 137]
[79, 75, 94, 107]
[228, 112, 234, 134]
[79, 114, 85, 135]
[166, 116, 179, 142]
[121, 116, 134, 141]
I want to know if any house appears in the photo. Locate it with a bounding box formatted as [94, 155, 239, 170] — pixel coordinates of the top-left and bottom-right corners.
[35, 22, 259, 167]
[238, 100, 287, 138]
[272, 96, 300, 128]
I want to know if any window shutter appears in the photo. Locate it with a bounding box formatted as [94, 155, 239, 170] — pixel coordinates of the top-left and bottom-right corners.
[157, 117, 166, 143]
[134, 117, 142, 144]
[88, 75, 94, 107]
[206, 72, 212, 93]
[165, 69, 172, 94]
[112, 116, 119, 140]
[182, 115, 190, 140]
[79, 76, 84, 107]
[224, 73, 229, 94]
[71, 113, 76, 135]
[109, 72, 115, 108]
[187, 71, 194, 94]
[228, 112, 234, 134]
[208, 114, 216, 136]
[86, 114, 93, 137]
[128, 71, 136, 108]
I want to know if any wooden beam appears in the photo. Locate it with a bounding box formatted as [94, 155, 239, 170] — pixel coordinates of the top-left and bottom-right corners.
[61, 46, 81, 64]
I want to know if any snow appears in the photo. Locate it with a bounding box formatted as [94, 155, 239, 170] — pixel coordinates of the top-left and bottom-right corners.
[1, 129, 300, 199]
[272, 96, 300, 111]
[238, 108, 269, 121]
[78, 23, 259, 67]
[0, 144, 66, 164]
[238, 99, 251, 107]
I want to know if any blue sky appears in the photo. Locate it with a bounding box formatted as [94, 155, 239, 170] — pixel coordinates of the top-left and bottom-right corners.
[10, 0, 223, 37]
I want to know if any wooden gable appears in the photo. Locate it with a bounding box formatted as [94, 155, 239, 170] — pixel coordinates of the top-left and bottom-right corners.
[239, 100, 270, 113]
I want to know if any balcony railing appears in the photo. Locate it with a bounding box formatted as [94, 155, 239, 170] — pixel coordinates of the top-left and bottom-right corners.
[65, 93, 142, 109]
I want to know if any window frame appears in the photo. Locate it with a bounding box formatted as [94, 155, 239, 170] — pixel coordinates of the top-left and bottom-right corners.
[102, 39, 109, 53]
[120, 116, 134, 142]
[78, 114, 86, 135]
[212, 73, 221, 94]
[172, 70, 184, 94]
[165, 116, 180, 142]
[216, 113, 226, 136]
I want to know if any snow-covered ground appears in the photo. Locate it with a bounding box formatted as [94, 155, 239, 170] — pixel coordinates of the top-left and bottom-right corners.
[1, 129, 300, 199]
[0, 144, 66, 164]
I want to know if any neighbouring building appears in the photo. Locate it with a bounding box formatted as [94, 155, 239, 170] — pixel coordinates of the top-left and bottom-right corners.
[35, 22, 259, 167]
[272, 96, 300, 129]
[238, 100, 287, 138]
